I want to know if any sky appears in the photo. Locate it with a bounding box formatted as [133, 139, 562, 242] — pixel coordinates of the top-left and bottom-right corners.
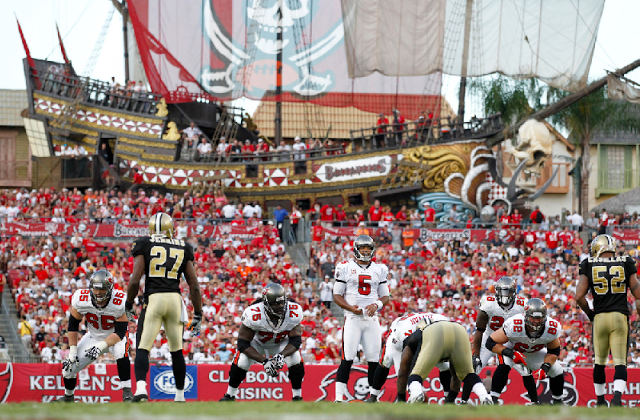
[1, 0, 639, 118]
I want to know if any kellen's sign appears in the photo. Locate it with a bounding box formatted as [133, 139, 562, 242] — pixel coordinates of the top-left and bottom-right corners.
[316, 156, 400, 183]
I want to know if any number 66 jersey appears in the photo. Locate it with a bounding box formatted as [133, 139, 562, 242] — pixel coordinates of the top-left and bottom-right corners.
[71, 288, 127, 341]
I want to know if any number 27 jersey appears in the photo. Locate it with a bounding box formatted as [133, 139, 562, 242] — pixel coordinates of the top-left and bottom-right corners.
[334, 260, 389, 312]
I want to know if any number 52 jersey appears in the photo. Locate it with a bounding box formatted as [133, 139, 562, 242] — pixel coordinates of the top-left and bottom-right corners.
[71, 288, 127, 341]
[334, 260, 389, 315]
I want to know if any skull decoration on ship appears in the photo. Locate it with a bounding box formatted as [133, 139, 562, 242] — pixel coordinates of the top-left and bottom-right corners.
[403, 120, 557, 220]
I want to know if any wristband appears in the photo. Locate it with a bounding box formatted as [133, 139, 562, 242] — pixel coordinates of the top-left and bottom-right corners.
[375, 300, 383, 310]
[541, 362, 551, 374]
[501, 348, 514, 359]
[69, 345, 77, 357]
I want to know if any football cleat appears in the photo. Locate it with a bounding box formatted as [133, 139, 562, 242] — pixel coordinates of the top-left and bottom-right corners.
[132, 394, 149, 402]
[365, 394, 378, 403]
[482, 396, 494, 405]
[220, 394, 236, 401]
[122, 387, 133, 402]
[611, 396, 622, 407]
[55, 395, 75, 403]
[292, 396, 303, 401]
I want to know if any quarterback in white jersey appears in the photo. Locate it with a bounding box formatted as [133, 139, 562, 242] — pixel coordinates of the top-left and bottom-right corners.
[58, 270, 132, 402]
[472, 277, 527, 372]
[332, 235, 390, 402]
[486, 298, 566, 405]
[220, 283, 305, 401]
[368, 313, 460, 403]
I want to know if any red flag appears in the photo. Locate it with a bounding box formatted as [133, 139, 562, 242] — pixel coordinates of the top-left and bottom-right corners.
[16, 18, 40, 89]
[56, 24, 69, 65]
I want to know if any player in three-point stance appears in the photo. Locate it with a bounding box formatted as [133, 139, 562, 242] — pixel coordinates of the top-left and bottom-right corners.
[486, 298, 566, 404]
[332, 235, 390, 402]
[58, 270, 132, 402]
[220, 283, 305, 401]
[576, 234, 640, 406]
[367, 312, 460, 403]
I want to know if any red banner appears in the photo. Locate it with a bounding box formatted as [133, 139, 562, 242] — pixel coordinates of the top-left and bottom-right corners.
[0, 222, 257, 239]
[611, 228, 640, 246]
[3, 363, 640, 406]
[319, 227, 496, 243]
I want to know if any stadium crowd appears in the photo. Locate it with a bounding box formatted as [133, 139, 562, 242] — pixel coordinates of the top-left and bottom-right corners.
[1, 187, 640, 368]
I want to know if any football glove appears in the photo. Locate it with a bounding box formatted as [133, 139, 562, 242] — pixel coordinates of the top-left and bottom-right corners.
[407, 381, 425, 404]
[472, 355, 482, 371]
[512, 351, 527, 365]
[125, 302, 136, 323]
[189, 313, 203, 337]
[533, 369, 546, 381]
[272, 354, 285, 370]
[85, 341, 108, 361]
[262, 358, 279, 377]
[62, 345, 79, 372]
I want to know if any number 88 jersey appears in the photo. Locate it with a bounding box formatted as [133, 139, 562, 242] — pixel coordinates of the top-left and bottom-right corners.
[502, 314, 562, 353]
[479, 294, 527, 340]
[71, 288, 127, 341]
[334, 260, 389, 315]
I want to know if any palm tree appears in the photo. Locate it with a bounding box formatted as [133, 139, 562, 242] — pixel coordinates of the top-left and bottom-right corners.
[471, 76, 640, 217]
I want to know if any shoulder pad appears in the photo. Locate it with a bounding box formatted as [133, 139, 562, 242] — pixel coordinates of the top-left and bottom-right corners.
[479, 295, 496, 312]
[241, 303, 264, 328]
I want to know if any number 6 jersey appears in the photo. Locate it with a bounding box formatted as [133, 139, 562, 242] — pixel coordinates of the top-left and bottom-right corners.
[502, 314, 562, 352]
[479, 294, 527, 340]
[71, 288, 127, 341]
[334, 260, 389, 315]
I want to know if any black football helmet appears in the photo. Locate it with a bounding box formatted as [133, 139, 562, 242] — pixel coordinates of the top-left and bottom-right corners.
[262, 283, 287, 326]
[495, 276, 517, 309]
[354, 235, 375, 262]
[524, 298, 547, 336]
[90, 270, 115, 308]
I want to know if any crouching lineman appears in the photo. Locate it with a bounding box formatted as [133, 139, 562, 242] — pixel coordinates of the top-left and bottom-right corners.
[367, 312, 460, 403]
[468, 277, 538, 404]
[397, 318, 492, 404]
[220, 283, 305, 401]
[486, 298, 565, 404]
[58, 270, 132, 402]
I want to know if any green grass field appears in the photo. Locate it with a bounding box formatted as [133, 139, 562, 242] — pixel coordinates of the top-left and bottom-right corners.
[0, 402, 638, 420]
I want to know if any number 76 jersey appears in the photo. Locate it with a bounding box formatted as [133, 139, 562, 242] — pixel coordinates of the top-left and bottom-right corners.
[71, 288, 127, 341]
[334, 260, 389, 313]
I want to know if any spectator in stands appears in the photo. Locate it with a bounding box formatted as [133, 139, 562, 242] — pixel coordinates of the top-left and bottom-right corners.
[277, 140, 291, 161]
[392, 109, 406, 146]
[530, 205, 544, 227]
[197, 138, 213, 161]
[18, 315, 32, 348]
[410, 208, 422, 228]
[292, 136, 307, 160]
[566, 210, 583, 231]
[335, 205, 347, 227]
[99, 143, 111, 164]
[376, 113, 388, 149]
[598, 208, 609, 234]
[368, 200, 383, 227]
[216, 136, 229, 160]
[183, 122, 202, 140]
[241, 140, 255, 162]
[229, 139, 242, 162]
[256, 139, 269, 161]
[307, 138, 323, 158]
[319, 203, 335, 228]
[273, 205, 289, 239]
[585, 211, 598, 234]
[424, 202, 436, 228]
[215, 343, 232, 363]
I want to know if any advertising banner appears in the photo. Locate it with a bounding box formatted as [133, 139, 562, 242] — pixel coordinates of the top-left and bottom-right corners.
[2, 363, 640, 406]
[0, 222, 258, 239]
[318, 227, 496, 243]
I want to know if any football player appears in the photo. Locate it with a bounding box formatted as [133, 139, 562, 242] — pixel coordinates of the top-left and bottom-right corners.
[58, 270, 132, 402]
[126, 212, 203, 402]
[576, 234, 640, 406]
[468, 277, 538, 404]
[486, 298, 565, 404]
[332, 235, 390, 402]
[367, 312, 460, 403]
[220, 283, 305, 401]
[397, 318, 492, 404]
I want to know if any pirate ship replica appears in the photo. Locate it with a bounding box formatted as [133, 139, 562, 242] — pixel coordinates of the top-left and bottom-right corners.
[20, 0, 639, 220]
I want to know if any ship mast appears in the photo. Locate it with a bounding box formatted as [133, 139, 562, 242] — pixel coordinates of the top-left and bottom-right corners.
[457, 0, 474, 123]
[274, 0, 283, 145]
